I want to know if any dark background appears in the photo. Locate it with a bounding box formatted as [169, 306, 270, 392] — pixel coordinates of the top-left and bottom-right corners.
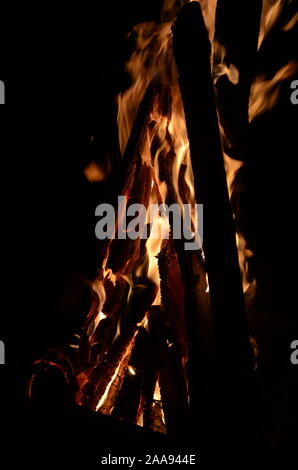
[0, 0, 297, 463]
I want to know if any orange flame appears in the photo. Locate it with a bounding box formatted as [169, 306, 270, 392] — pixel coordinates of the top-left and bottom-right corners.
[117, 8, 199, 303]
[258, 0, 286, 49]
[249, 60, 298, 122]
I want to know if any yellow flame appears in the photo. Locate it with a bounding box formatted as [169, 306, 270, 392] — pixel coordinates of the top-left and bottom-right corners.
[117, 8, 200, 305]
[128, 365, 137, 376]
[154, 380, 162, 401]
[96, 362, 121, 411]
[224, 153, 243, 199]
[213, 41, 239, 85]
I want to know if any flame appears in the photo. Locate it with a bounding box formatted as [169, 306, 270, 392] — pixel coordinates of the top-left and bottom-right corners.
[258, 0, 286, 49]
[197, 0, 218, 43]
[128, 365, 137, 376]
[30, 0, 298, 429]
[117, 0, 259, 310]
[213, 41, 239, 85]
[161, 0, 217, 40]
[96, 362, 121, 411]
[84, 160, 106, 182]
[78, 0, 291, 419]
[258, 0, 297, 47]
[249, 61, 298, 122]
[220, 0, 296, 299]
[153, 380, 162, 401]
[223, 153, 243, 200]
[117, 6, 200, 306]
[117, 21, 173, 156]
[236, 233, 256, 295]
[224, 154, 256, 297]
[282, 11, 298, 31]
[96, 334, 137, 412]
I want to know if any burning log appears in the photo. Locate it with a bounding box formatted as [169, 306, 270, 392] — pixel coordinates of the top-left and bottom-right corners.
[77, 281, 158, 411]
[75, 274, 129, 374]
[112, 290, 189, 438]
[214, 0, 262, 159]
[171, 236, 221, 444]
[156, 243, 190, 438]
[172, 1, 255, 425]
[88, 276, 130, 365]
[107, 160, 153, 274]
[146, 305, 189, 438]
[158, 239, 187, 360]
[148, 92, 217, 437]
[137, 307, 167, 434]
[112, 326, 150, 423]
[96, 336, 135, 416]
[75, 295, 100, 373]
[96, 79, 157, 274]
[118, 79, 158, 192]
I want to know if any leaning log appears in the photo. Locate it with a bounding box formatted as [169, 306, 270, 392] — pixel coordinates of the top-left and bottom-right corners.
[97, 80, 157, 272]
[151, 112, 217, 440]
[112, 327, 150, 423]
[147, 305, 189, 438]
[172, 2, 256, 437]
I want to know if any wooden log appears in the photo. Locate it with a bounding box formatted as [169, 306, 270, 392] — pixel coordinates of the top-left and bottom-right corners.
[96, 335, 136, 416]
[107, 160, 153, 274]
[96, 80, 157, 272]
[172, 2, 255, 430]
[150, 89, 218, 439]
[76, 82, 158, 412]
[88, 276, 130, 366]
[112, 327, 150, 423]
[157, 239, 188, 359]
[142, 307, 165, 433]
[146, 305, 189, 438]
[77, 282, 158, 410]
[158, 342, 189, 440]
[215, 0, 262, 160]
[75, 274, 130, 375]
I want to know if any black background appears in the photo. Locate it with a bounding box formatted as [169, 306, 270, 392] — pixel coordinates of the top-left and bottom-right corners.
[0, 0, 297, 464]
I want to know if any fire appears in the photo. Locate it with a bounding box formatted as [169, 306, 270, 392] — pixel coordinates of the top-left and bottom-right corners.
[223, 154, 257, 297]
[117, 20, 173, 157]
[111, 0, 261, 422]
[236, 233, 256, 296]
[213, 42, 239, 85]
[249, 60, 298, 122]
[117, 0, 261, 313]
[258, 0, 298, 47]
[283, 11, 298, 31]
[96, 362, 121, 411]
[116, 4, 198, 306]
[217, 1, 297, 301]
[258, 0, 286, 49]
[28, 0, 296, 435]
